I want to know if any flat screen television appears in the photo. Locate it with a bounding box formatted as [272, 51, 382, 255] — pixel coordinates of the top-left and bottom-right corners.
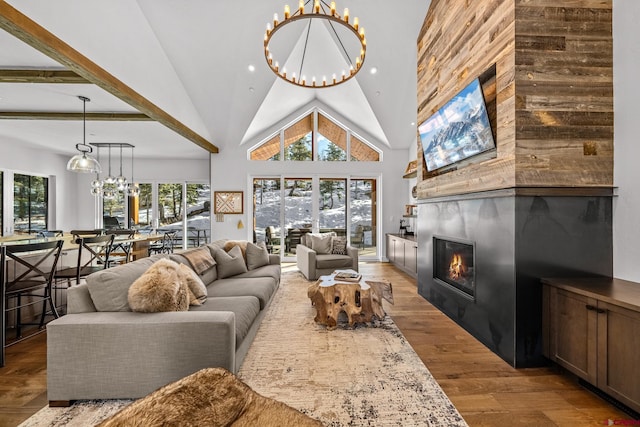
[419, 78, 495, 172]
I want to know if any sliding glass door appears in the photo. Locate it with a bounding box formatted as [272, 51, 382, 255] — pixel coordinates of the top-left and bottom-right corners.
[252, 176, 378, 260]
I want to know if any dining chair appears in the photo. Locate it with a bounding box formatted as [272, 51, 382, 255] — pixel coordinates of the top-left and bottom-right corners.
[54, 234, 115, 288]
[37, 230, 64, 238]
[109, 229, 136, 265]
[148, 230, 177, 255]
[2, 239, 64, 367]
[70, 229, 105, 239]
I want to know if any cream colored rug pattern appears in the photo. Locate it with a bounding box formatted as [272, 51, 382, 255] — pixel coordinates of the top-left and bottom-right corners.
[237, 271, 467, 426]
[20, 271, 466, 427]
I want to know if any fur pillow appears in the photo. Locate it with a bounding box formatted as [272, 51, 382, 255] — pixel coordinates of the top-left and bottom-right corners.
[128, 259, 190, 313]
[245, 241, 269, 270]
[213, 245, 248, 279]
[179, 264, 207, 305]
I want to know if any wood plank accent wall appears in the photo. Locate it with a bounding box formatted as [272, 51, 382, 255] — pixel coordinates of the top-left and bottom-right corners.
[416, 0, 613, 199]
[514, 0, 613, 187]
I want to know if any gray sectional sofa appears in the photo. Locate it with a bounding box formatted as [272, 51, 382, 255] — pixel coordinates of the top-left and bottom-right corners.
[46, 240, 280, 404]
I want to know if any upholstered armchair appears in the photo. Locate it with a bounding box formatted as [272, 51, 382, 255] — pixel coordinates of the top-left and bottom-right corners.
[296, 232, 359, 280]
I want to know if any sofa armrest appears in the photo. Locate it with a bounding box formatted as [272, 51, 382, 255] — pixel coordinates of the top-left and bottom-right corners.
[268, 254, 280, 265]
[296, 244, 317, 280]
[47, 311, 236, 401]
[346, 245, 360, 272]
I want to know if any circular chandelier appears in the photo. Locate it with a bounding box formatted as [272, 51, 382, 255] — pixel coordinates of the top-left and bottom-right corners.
[264, 0, 367, 88]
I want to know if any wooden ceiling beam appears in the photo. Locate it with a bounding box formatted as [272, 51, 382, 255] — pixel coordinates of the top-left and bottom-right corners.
[0, 69, 89, 83]
[0, 3, 219, 153]
[0, 111, 151, 121]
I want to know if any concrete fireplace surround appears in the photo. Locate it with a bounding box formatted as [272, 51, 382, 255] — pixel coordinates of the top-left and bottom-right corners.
[417, 189, 613, 367]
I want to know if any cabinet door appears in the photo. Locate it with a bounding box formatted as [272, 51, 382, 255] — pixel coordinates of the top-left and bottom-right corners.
[549, 288, 598, 383]
[597, 301, 640, 412]
[404, 241, 417, 274]
[386, 235, 395, 263]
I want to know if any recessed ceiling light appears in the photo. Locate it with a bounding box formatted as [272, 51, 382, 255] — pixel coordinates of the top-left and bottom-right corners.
[410, 122, 415, 126]
[370, 67, 378, 75]
[375, 91, 381, 96]
[248, 64, 256, 72]
[249, 87, 255, 93]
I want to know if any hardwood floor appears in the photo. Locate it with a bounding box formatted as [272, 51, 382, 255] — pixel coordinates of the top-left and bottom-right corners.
[0, 262, 631, 426]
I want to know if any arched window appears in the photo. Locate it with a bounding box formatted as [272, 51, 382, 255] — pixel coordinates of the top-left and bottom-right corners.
[249, 110, 380, 162]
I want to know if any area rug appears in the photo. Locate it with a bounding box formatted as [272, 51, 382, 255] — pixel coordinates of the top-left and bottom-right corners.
[19, 271, 466, 427]
[237, 271, 466, 426]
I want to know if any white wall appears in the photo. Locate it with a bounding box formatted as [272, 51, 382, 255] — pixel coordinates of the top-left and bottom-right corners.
[0, 141, 79, 233]
[613, 1, 640, 281]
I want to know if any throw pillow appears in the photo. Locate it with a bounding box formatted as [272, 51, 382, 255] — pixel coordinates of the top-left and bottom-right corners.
[179, 263, 207, 305]
[245, 241, 269, 270]
[331, 236, 347, 255]
[128, 259, 190, 313]
[309, 233, 333, 254]
[179, 246, 216, 275]
[224, 240, 249, 259]
[213, 245, 248, 279]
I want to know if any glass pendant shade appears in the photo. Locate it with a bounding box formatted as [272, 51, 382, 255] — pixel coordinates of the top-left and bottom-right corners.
[91, 178, 103, 189]
[90, 186, 102, 196]
[128, 184, 140, 196]
[67, 153, 102, 173]
[67, 96, 102, 173]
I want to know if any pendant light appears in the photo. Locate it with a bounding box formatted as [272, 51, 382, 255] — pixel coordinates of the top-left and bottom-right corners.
[66, 96, 102, 173]
[116, 144, 128, 191]
[128, 145, 140, 196]
[103, 145, 116, 184]
[90, 145, 103, 196]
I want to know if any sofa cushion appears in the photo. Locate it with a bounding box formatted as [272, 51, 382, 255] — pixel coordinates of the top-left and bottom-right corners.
[190, 296, 260, 348]
[86, 256, 162, 312]
[67, 283, 97, 314]
[245, 242, 269, 270]
[128, 259, 190, 313]
[179, 263, 207, 305]
[316, 254, 354, 270]
[213, 245, 248, 279]
[207, 277, 276, 310]
[234, 264, 281, 286]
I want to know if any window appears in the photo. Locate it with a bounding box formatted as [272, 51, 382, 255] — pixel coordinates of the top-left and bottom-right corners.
[103, 190, 125, 229]
[13, 173, 48, 235]
[284, 114, 313, 161]
[249, 110, 380, 162]
[134, 183, 153, 227]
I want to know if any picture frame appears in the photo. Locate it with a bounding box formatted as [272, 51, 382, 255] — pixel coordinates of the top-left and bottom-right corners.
[214, 191, 244, 214]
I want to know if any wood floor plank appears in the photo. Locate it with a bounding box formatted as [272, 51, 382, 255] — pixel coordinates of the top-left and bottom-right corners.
[0, 261, 632, 426]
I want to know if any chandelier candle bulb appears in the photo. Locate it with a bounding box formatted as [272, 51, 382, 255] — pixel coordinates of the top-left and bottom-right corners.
[266, 23, 271, 35]
[273, 13, 278, 27]
[299, 0, 304, 14]
[312, 76, 316, 86]
[322, 76, 327, 86]
[301, 76, 306, 85]
[283, 68, 287, 78]
[344, 8, 349, 22]
[274, 61, 279, 72]
[354, 17, 359, 30]
[284, 4, 290, 19]
[330, 1, 336, 15]
[359, 27, 365, 39]
[315, 0, 320, 13]
[332, 73, 337, 84]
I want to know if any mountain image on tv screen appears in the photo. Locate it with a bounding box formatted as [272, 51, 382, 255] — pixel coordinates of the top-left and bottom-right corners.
[419, 78, 495, 172]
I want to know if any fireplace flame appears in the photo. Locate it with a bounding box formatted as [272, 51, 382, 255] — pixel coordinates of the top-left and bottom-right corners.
[449, 253, 466, 280]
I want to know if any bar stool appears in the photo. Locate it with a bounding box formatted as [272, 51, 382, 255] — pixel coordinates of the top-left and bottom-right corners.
[54, 234, 115, 288]
[1, 239, 64, 367]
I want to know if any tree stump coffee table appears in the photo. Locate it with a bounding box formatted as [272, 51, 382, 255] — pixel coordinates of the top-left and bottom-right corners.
[307, 270, 393, 329]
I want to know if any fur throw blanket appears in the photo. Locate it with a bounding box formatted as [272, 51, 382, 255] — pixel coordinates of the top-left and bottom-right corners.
[97, 368, 324, 427]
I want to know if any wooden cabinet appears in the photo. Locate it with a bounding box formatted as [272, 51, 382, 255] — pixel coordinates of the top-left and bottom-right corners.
[543, 278, 640, 413]
[386, 234, 417, 278]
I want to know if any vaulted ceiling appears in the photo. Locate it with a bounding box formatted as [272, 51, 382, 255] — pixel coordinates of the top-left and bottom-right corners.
[0, 0, 430, 160]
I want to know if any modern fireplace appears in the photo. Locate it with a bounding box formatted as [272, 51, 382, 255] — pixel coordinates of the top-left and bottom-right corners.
[433, 236, 475, 299]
